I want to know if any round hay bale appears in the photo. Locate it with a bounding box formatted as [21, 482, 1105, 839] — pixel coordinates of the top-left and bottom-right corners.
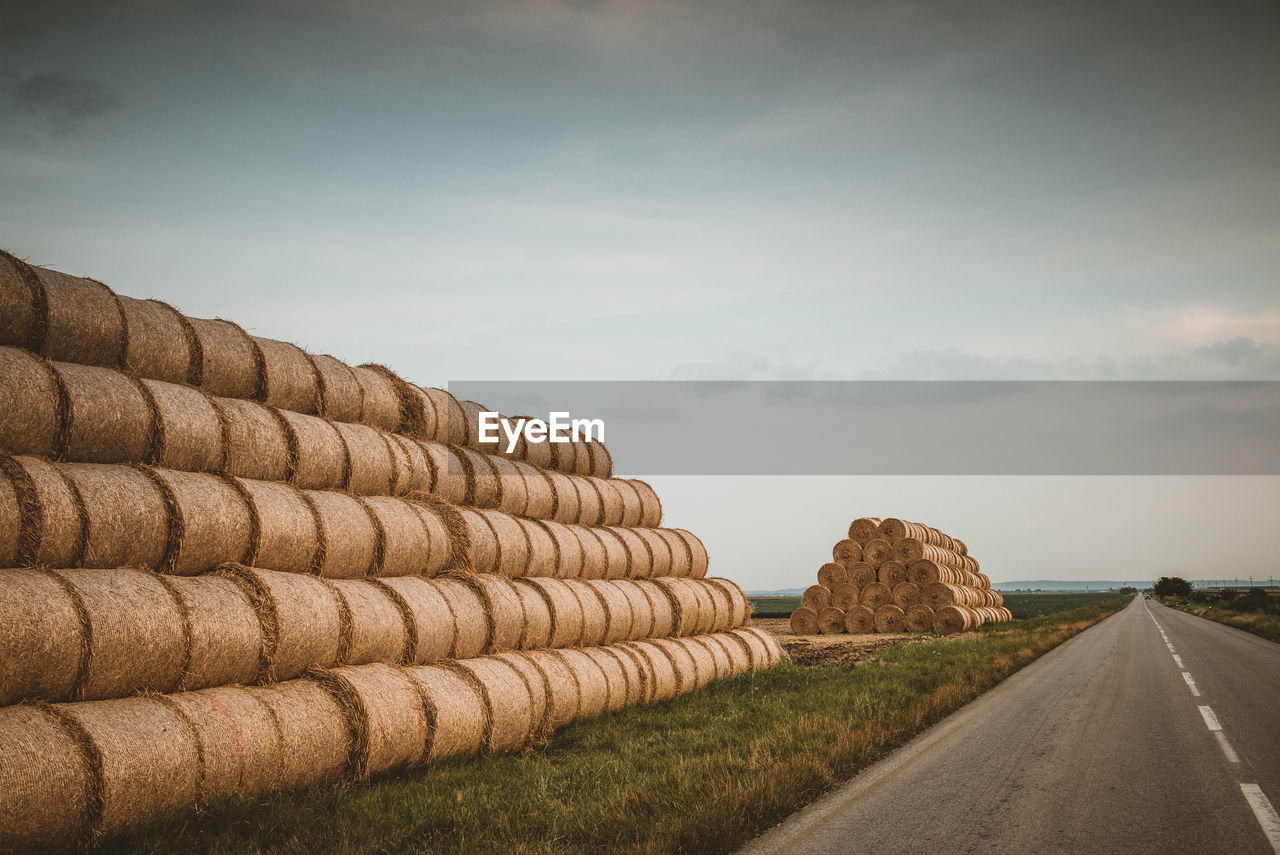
[832, 538, 862, 565]
[251, 679, 349, 790]
[520, 649, 580, 729]
[553, 649, 610, 719]
[789, 606, 819, 635]
[906, 559, 944, 586]
[62, 463, 168, 570]
[254, 337, 319, 414]
[817, 607, 847, 634]
[891, 581, 922, 609]
[277, 411, 346, 491]
[541, 469, 579, 524]
[518, 519, 557, 577]
[952, 537, 968, 556]
[172, 575, 261, 690]
[592, 528, 631, 581]
[385, 434, 430, 495]
[844, 605, 876, 634]
[921, 582, 964, 611]
[877, 518, 911, 542]
[62, 695, 202, 841]
[166, 685, 284, 799]
[509, 579, 553, 650]
[629, 479, 662, 528]
[878, 560, 908, 589]
[362, 496, 442, 577]
[631, 527, 673, 577]
[697, 578, 732, 632]
[487, 456, 528, 516]
[932, 605, 973, 634]
[706, 577, 750, 629]
[579, 648, 629, 712]
[222, 565, 342, 682]
[189, 317, 259, 399]
[859, 582, 891, 611]
[459, 509, 498, 575]
[317, 664, 430, 779]
[516, 463, 555, 519]
[845, 561, 877, 588]
[689, 636, 733, 680]
[608, 644, 651, 705]
[405, 664, 485, 760]
[830, 582, 860, 612]
[588, 478, 625, 526]
[146, 380, 223, 472]
[671, 638, 717, 690]
[522, 578, 585, 648]
[477, 509, 530, 577]
[861, 538, 894, 569]
[311, 353, 364, 423]
[461, 448, 502, 509]
[624, 641, 679, 701]
[874, 604, 907, 633]
[801, 584, 833, 611]
[585, 579, 634, 643]
[350, 366, 402, 432]
[904, 605, 934, 632]
[613, 579, 656, 639]
[1, 456, 82, 568]
[709, 633, 752, 675]
[490, 652, 551, 740]
[334, 423, 393, 494]
[0, 704, 94, 854]
[637, 580, 675, 638]
[118, 296, 194, 385]
[237, 479, 318, 574]
[727, 628, 770, 671]
[817, 562, 848, 588]
[549, 435, 579, 477]
[0, 251, 39, 345]
[218, 399, 289, 482]
[571, 526, 608, 580]
[419, 442, 466, 504]
[469, 574, 524, 653]
[0, 568, 85, 704]
[610, 480, 644, 528]
[674, 529, 709, 578]
[154, 469, 252, 574]
[0, 347, 59, 458]
[604, 526, 650, 580]
[452, 658, 536, 752]
[433, 578, 491, 659]
[379, 577, 456, 663]
[847, 517, 881, 544]
[35, 268, 125, 366]
[56, 361, 151, 463]
[413, 387, 457, 444]
[656, 578, 714, 637]
[651, 528, 692, 578]
[331, 580, 410, 667]
[647, 638, 697, 695]
[571, 475, 603, 527]
[540, 520, 584, 579]
[565, 580, 610, 647]
[305, 490, 377, 579]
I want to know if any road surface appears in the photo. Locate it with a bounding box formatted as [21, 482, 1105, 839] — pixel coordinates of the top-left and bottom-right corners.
[738, 597, 1280, 854]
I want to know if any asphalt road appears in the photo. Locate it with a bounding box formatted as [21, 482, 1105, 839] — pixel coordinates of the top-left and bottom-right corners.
[738, 597, 1280, 855]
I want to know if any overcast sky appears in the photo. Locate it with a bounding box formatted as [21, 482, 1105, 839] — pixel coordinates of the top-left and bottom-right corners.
[3, 0, 1278, 587]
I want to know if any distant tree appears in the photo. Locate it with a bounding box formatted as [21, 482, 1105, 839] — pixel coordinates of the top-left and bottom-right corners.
[1153, 576, 1193, 599]
[1119, 586, 1137, 595]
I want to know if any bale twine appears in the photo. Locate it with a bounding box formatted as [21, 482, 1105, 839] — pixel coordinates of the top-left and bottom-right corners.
[874, 604, 907, 633]
[846, 561, 877, 588]
[932, 605, 973, 634]
[218, 398, 290, 482]
[816, 562, 848, 588]
[379, 576, 456, 663]
[188, 317, 259, 399]
[632, 527, 673, 577]
[830, 582, 859, 612]
[613, 579, 656, 639]
[251, 679, 350, 790]
[861, 538, 894, 569]
[54, 361, 152, 463]
[639, 579, 676, 638]
[585, 579, 635, 643]
[164, 685, 284, 802]
[363, 496, 445, 577]
[904, 605, 934, 632]
[580, 648, 629, 713]
[331, 580, 411, 667]
[0, 347, 60, 458]
[789, 606, 819, 635]
[146, 380, 223, 472]
[847, 517, 881, 544]
[801, 584, 833, 611]
[832, 538, 862, 565]
[817, 607, 847, 635]
[221, 565, 342, 682]
[63, 462, 168, 570]
[707, 577, 750, 629]
[451, 658, 537, 752]
[891, 581, 922, 610]
[844, 605, 876, 634]
[0, 569, 85, 705]
[315, 664, 431, 779]
[433, 578, 491, 659]
[520, 649, 580, 729]
[878, 560, 908, 589]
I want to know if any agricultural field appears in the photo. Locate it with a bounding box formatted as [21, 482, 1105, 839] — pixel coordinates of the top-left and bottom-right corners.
[750, 596, 802, 617]
[104, 596, 1130, 855]
[999, 591, 1127, 619]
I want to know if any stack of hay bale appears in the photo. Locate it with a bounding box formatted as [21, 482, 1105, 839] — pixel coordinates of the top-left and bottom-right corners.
[790, 516, 1011, 637]
[0, 252, 784, 854]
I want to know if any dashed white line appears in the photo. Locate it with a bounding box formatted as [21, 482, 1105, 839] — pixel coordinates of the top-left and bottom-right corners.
[1182, 672, 1201, 696]
[1216, 732, 1241, 764]
[1241, 784, 1280, 854]
[1199, 705, 1223, 732]
[1173, 654, 1185, 668]
[1166, 642, 1176, 651]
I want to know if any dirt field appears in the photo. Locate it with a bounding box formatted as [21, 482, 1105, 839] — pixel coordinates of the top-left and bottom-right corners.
[753, 618, 930, 667]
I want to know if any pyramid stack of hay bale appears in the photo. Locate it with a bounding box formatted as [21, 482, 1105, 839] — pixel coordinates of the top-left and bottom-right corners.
[0, 252, 784, 854]
[790, 516, 1012, 637]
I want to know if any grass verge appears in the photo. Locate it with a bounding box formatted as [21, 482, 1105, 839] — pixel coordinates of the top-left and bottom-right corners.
[104, 597, 1130, 855]
[1170, 602, 1280, 644]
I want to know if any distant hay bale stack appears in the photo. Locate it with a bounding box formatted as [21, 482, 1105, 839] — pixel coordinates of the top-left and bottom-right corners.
[861, 538, 895, 569]
[844, 605, 876, 634]
[830, 582, 860, 612]
[905, 604, 935, 632]
[859, 582, 891, 611]
[832, 538, 862, 564]
[816, 562, 848, 588]
[891, 581, 922, 610]
[789, 606, 819, 635]
[878, 560, 908, 589]
[817, 607, 847, 635]
[874, 604, 906, 633]
[847, 517, 882, 545]
[801, 584, 832, 611]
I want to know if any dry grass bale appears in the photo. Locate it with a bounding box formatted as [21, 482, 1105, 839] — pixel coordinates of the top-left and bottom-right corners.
[522, 578, 585, 648]
[891, 581, 922, 609]
[350, 366, 403, 432]
[541, 469, 579, 523]
[118, 296, 194, 385]
[23, 266, 125, 366]
[363, 496, 445, 577]
[0, 348, 59, 458]
[952, 537, 968, 556]
[0, 704, 91, 854]
[861, 538, 895, 569]
[452, 658, 537, 751]
[223, 565, 342, 681]
[378, 577, 456, 663]
[671, 638, 717, 690]
[62, 695, 202, 842]
[817, 562, 848, 588]
[588, 478, 625, 526]
[460, 509, 498, 575]
[251, 679, 350, 790]
[585, 579, 635, 643]
[921, 582, 967, 611]
[277, 410, 346, 491]
[658, 578, 717, 637]
[331, 580, 410, 667]
[631, 527, 673, 577]
[253, 338, 319, 415]
[572, 526, 608, 580]
[553, 649, 610, 719]
[409, 387, 453, 444]
[875, 604, 907, 633]
[311, 353, 364, 423]
[418, 442, 466, 505]
[305, 490, 377, 579]
[675, 529, 709, 578]
[335, 422, 393, 494]
[165, 685, 284, 799]
[487, 456, 528, 516]
[832, 538, 862, 565]
[508, 579, 553, 650]
[604, 526, 651, 580]
[706, 577, 750, 629]
[710, 633, 752, 675]
[56, 361, 152, 463]
[627, 479, 662, 528]
[433, 578, 491, 659]
[490, 652, 552, 739]
[593, 529, 631, 581]
[647, 638, 698, 695]
[404, 664, 485, 760]
[605, 645, 649, 706]
[638, 580, 676, 638]
[878, 560, 908, 589]
[549, 436, 579, 478]
[859, 582, 892, 611]
[459, 448, 501, 508]
[613, 580, 655, 639]
[152, 469, 252, 574]
[728, 628, 780, 671]
[582, 647, 633, 712]
[572, 475, 603, 527]
[689, 636, 733, 681]
[469, 574, 525, 653]
[539, 520, 583, 578]
[384, 434, 430, 496]
[520, 649, 580, 729]
[624, 641, 678, 701]
[801, 584, 833, 611]
[189, 317, 260, 399]
[845, 605, 876, 634]
[697, 578, 732, 631]
[218, 398, 290, 482]
[62, 463, 168, 570]
[238, 479, 318, 574]
[830, 582, 860, 612]
[516, 464, 555, 519]
[652, 528, 692, 578]
[905, 605, 934, 632]
[610, 480, 644, 528]
[171, 575, 261, 690]
[518, 519, 557, 578]
[0, 569, 85, 704]
[932, 605, 974, 634]
[847, 517, 882, 545]
[790, 606, 819, 635]
[145, 380, 223, 472]
[569, 580, 609, 647]
[845, 561, 877, 588]
[0, 251, 40, 345]
[476, 509, 530, 577]
[906, 558, 955, 586]
[1, 456, 80, 567]
[319, 664, 431, 779]
[817, 607, 847, 634]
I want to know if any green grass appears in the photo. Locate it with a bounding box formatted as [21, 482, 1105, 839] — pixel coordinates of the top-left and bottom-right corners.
[1172, 603, 1280, 644]
[104, 596, 1130, 855]
[749, 596, 801, 617]
[999, 591, 1124, 619]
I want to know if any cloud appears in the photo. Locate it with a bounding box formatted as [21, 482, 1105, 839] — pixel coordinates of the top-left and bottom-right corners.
[5, 71, 122, 136]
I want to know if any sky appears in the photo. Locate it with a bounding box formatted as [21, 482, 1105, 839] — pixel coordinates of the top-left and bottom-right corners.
[2, 0, 1278, 587]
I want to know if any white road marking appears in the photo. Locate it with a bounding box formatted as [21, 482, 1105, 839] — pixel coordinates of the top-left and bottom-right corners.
[1182, 672, 1201, 696]
[1241, 784, 1280, 854]
[1199, 705, 1223, 732]
[1173, 654, 1184, 668]
[1167, 642, 1176, 651]
[1216, 732, 1240, 764]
